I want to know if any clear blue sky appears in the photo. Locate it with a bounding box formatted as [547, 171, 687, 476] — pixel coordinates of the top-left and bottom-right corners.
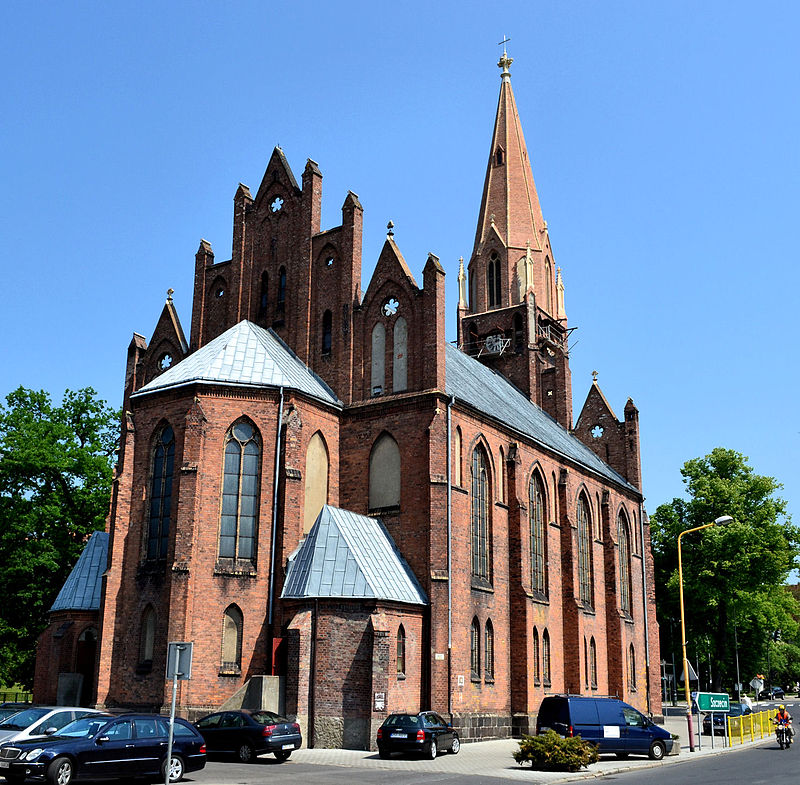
[2, 1, 798, 527]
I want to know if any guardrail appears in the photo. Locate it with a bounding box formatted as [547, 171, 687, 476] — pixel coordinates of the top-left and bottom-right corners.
[0, 690, 33, 703]
[726, 710, 775, 746]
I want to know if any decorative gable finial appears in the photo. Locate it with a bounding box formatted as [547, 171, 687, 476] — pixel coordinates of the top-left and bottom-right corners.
[387, 220, 394, 237]
[497, 36, 513, 81]
[167, 288, 174, 304]
[592, 370, 598, 382]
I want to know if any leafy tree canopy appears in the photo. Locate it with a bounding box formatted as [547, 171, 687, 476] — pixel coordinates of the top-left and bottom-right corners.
[651, 448, 800, 692]
[0, 387, 118, 688]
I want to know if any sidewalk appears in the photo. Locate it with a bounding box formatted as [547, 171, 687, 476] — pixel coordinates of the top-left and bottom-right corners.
[288, 711, 774, 783]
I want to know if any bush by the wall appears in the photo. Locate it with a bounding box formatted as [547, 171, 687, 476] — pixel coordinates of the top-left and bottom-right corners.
[513, 730, 599, 771]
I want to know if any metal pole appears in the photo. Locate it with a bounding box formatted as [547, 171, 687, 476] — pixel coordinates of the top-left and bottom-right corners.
[165, 644, 183, 785]
[734, 625, 741, 702]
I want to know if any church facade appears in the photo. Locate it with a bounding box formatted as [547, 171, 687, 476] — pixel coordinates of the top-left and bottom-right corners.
[35, 53, 662, 748]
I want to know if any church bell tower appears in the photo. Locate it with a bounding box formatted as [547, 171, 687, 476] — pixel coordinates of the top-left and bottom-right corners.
[457, 48, 572, 428]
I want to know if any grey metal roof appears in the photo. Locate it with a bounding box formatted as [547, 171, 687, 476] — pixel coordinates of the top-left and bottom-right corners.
[444, 342, 637, 492]
[281, 506, 428, 605]
[50, 531, 109, 612]
[132, 321, 341, 407]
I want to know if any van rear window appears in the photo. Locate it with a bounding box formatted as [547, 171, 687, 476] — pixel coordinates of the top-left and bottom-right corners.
[537, 698, 569, 726]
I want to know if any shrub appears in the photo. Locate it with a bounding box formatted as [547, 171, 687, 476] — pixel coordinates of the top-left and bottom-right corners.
[513, 730, 599, 771]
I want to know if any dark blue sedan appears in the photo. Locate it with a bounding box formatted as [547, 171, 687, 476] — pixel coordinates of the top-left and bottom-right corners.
[0, 713, 206, 784]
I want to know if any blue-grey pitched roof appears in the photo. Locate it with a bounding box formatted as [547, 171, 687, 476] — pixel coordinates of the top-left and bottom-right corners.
[50, 531, 109, 613]
[132, 321, 341, 407]
[282, 506, 428, 605]
[444, 342, 637, 492]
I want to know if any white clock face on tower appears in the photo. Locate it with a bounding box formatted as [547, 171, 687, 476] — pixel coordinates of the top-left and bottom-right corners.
[485, 334, 504, 354]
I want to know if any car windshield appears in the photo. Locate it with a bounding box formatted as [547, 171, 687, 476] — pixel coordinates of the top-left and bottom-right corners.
[0, 708, 49, 730]
[56, 717, 111, 739]
[251, 711, 288, 725]
[383, 714, 420, 728]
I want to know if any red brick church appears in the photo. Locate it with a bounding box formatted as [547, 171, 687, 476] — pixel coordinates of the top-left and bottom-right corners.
[35, 51, 662, 747]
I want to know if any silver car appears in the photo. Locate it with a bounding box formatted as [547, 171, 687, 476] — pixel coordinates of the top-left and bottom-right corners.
[0, 707, 102, 745]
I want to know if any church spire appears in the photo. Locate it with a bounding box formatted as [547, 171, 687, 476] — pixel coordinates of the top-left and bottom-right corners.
[472, 49, 548, 267]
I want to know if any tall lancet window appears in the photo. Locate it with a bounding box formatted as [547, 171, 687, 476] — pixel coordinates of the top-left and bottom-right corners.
[577, 494, 594, 608]
[488, 252, 501, 308]
[219, 420, 261, 561]
[471, 446, 491, 583]
[619, 510, 633, 615]
[544, 257, 553, 314]
[148, 425, 175, 560]
[529, 471, 547, 596]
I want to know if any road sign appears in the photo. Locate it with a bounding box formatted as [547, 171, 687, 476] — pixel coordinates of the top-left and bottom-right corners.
[696, 692, 730, 712]
[751, 677, 764, 693]
[166, 641, 193, 680]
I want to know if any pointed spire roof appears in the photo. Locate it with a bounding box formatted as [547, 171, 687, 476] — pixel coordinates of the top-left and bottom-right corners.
[472, 52, 547, 256]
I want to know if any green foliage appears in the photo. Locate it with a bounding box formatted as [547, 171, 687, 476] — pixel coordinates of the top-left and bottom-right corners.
[651, 448, 800, 691]
[513, 730, 599, 771]
[0, 387, 118, 688]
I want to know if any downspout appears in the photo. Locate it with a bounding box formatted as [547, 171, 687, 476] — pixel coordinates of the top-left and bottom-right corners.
[639, 501, 652, 715]
[446, 395, 455, 717]
[267, 387, 285, 653]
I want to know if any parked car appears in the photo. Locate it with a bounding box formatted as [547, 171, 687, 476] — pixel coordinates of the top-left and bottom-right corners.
[536, 695, 673, 760]
[758, 686, 785, 701]
[194, 709, 301, 762]
[0, 707, 102, 745]
[702, 700, 752, 735]
[0, 706, 34, 725]
[0, 712, 206, 785]
[376, 711, 460, 759]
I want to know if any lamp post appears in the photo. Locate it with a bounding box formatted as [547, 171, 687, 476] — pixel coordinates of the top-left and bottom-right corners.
[678, 515, 733, 752]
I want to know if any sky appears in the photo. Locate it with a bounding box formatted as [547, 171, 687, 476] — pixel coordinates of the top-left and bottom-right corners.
[1, 1, 798, 528]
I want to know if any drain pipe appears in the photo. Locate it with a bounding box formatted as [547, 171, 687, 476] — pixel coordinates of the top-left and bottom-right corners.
[446, 395, 455, 716]
[267, 387, 285, 644]
[639, 502, 652, 715]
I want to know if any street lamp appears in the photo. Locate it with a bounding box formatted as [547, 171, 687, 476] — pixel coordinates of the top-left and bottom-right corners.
[678, 515, 733, 752]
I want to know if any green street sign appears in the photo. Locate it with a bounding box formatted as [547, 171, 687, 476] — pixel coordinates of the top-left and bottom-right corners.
[696, 692, 730, 712]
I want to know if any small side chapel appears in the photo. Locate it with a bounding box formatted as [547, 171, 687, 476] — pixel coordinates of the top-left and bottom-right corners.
[35, 51, 662, 748]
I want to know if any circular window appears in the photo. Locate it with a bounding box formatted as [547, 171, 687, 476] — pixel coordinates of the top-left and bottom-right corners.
[382, 297, 399, 317]
[232, 422, 254, 442]
[159, 353, 173, 370]
[270, 196, 284, 213]
[591, 425, 604, 439]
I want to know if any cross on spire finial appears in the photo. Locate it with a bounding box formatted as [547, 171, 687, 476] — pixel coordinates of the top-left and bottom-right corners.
[497, 36, 513, 80]
[167, 288, 174, 304]
[592, 370, 598, 382]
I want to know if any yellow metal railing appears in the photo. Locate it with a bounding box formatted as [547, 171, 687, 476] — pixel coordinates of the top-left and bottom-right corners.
[726, 710, 775, 746]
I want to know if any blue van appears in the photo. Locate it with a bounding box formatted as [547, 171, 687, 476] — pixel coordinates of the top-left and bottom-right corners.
[535, 695, 673, 760]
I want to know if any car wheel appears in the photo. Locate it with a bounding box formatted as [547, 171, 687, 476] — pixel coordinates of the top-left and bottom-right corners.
[648, 740, 666, 761]
[426, 739, 437, 760]
[237, 742, 255, 763]
[450, 736, 460, 754]
[163, 753, 185, 783]
[273, 750, 291, 762]
[47, 756, 74, 785]
[378, 747, 391, 759]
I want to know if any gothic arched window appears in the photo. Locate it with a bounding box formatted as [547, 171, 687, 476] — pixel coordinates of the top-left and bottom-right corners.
[277, 266, 287, 315]
[371, 322, 386, 396]
[219, 420, 261, 561]
[629, 644, 637, 690]
[619, 510, 633, 614]
[590, 636, 598, 688]
[453, 427, 462, 486]
[529, 471, 547, 596]
[303, 432, 329, 534]
[470, 618, 480, 681]
[577, 495, 594, 608]
[392, 316, 408, 392]
[221, 605, 243, 672]
[542, 628, 551, 685]
[369, 432, 401, 511]
[471, 446, 491, 583]
[533, 627, 541, 684]
[488, 252, 501, 308]
[514, 313, 524, 352]
[139, 605, 155, 664]
[485, 619, 495, 680]
[544, 257, 554, 314]
[147, 425, 175, 560]
[396, 625, 406, 676]
[321, 309, 332, 355]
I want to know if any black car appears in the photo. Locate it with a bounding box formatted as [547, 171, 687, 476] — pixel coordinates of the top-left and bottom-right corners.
[376, 711, 460, 759]
[702, 701, 752, 735]
[194, 709, 301, 762]
[0, 713, 206, 784]
[759, 687, 785, 701]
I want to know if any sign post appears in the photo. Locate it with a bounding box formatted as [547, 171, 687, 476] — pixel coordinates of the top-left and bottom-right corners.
[695, 693, 730, 750]
[165, 642, 193, 785]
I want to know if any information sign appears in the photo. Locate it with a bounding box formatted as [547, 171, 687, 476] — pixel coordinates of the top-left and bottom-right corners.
[696, 692, 730, 713]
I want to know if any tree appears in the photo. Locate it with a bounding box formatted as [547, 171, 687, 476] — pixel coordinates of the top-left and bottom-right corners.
[0, 387, 118, 688]
[651, 448, 800, 692]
